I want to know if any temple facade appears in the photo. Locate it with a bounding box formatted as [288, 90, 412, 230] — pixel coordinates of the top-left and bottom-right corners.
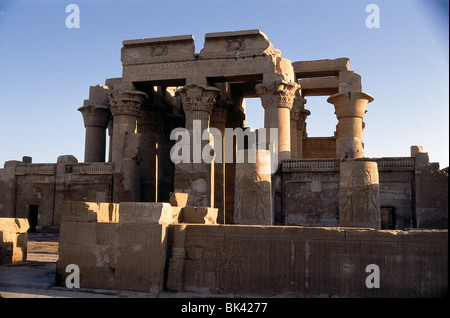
[0, 30, 447, 231]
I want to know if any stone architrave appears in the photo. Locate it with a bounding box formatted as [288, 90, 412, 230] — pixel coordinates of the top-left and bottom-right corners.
[174, 84, 220, 207]
[234, 149, 272, 225]
[339, 160, 381, 229]
[327, 91, 374, 159]
[256, 80, 299, 161]
[108, 88, 148, 202]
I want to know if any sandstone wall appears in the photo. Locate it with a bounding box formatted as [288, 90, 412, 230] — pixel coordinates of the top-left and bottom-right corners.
[302, 137, 336, 159]
[55, 201, 173, 293]
[281, 157, 448, 229]
[0, 161, 113, 232]
[56, 201, 218, 293]
[167, 224, 448, 297]
[55, 201, 447, 297]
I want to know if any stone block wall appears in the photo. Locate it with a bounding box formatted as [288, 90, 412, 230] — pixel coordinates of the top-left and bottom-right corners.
[0, 160, 113, 232]
[302, 137, 336, 159]
[56, 201, 218, 293]
[414, 152, 448, 229]
[0, 218, 29, 264]
[56, 201, 447, 297]
[56, 201, 174, 293]
[282, 156, 448, 229]
[166, 224, 448, 297]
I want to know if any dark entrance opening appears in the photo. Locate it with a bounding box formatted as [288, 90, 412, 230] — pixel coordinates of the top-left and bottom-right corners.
[380, 207, 396, 229]
[28, 205, 38, 232]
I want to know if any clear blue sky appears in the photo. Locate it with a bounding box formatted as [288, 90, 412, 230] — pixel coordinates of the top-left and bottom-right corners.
[0, 0, 448, 168]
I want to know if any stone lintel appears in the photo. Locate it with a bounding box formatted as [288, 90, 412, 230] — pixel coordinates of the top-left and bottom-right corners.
[122, 35, 195, 65]
[123, 34, 194, 46]
[299, 77, 340, 96]
[293, 58, 350, 78]
[199, 29, 280, 59]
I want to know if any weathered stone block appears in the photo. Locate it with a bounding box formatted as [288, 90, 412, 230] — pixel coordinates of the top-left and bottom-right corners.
[115, 244, 167, 293]
[344, 228, 398, 255]
[78, 264, 116, 290]
[169, 192, 189, 207]
[118, 223, 167, 248]
[118, 202, 174, 224]
[180, 207, 218, 224]
[97, 203, 119, 223]
[200, 29, 279, 59]
[0, 217, 29, 263]
[96, 222, 120, 247]
[122, 34, 195, 65]
[59, 221, 97, 245]
[61, 201, 99, 223]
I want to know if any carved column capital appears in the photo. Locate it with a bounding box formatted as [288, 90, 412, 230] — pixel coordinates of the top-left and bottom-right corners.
[256, 80, 299, 110]
[108, 89, 148, 117]
[211, 98, 232, 129]
[78, 102, 111, 128]
[176, 84, 221, 115]
[327, 91, 373, 119]
[327, 91, 374, 159]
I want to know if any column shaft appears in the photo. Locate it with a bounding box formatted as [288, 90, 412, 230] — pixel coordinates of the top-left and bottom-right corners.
[138, 109, 161, 202]
[256, 80, 299, 162]
[327, 91, 374, 159]
[84, 126, 107, 162]
[174, 84, 220, 207]
[108, 89, 147, 202]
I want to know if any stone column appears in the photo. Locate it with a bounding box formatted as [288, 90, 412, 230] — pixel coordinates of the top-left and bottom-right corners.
[256, 80, 299, 162]
[174, 84, 220, 207]
[290, 103, 300, 159]
[107, 118, 113, 162]
[224, 109, 245, 224]
[138, 108, 161, 202]
[108, 88, 148, 202]
[339, 160, 381, 229]
[327, 92, 374, 159]
[78, 103, 110, 162]
[78, 85, 111, 163]
[296, 95, 310, 159]
[290, 92, 310, 159]
[234, 149, 272, 225]
[210, 100, 230, 223]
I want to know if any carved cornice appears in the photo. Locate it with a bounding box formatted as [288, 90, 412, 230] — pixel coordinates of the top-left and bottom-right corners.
[108, 89, 148, 117]
[175, 84, 220, 115]
[255, 80, 299, 110]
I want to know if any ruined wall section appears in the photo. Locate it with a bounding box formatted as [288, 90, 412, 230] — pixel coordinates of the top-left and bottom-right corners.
[167, 224, 448, 297]
[55, 201, 173, 293]
[55, 201, 447, 297]
[281, 156, 447, 230]
[56, 200, 217, 293]
[0, 159, 113, 232]
[414, 151, 448, 229]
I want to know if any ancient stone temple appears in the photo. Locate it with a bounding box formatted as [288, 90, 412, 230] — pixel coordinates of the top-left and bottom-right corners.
[0, 30, 447, 297]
